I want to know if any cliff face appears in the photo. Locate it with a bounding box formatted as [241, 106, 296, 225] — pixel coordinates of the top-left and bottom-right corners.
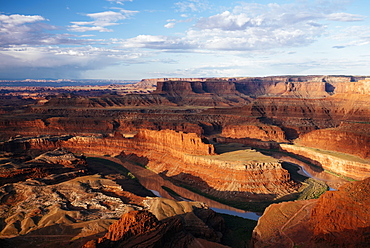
[134, 129, 215, 156]
[280, 144, 370, 180]
[154, 76, 350, 98]
[296, 122, 370, 159]
[310, 178, 370, 246]
[329, 78, 370, 95]
[1, 76, 369, 144]
[221, 124, 287, 142]
[251, 177, 370, 248]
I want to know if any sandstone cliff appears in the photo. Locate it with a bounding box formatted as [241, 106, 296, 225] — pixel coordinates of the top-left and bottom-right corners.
[296, 122, 370, 159]
[280, 144, 370, 180]
[221, 124, 287, 142]
[154, 75, 367, 99]
[251, 177, 370, 248]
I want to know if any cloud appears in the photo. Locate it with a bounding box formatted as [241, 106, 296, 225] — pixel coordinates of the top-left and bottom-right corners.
[125, 1, 368, 53]
[164, 22, 176, 28]
[69, 10, 138, 32]
[175, 0, 210, 13]
[106, 0, 133, 5]
[0, 14, 82, 47]
[125, 2, 329, 52]
[0, 44, 150, 79]
[121, 35, 195, 50]
[330, 25, 370, 48]
[195, 10, 262, 31]
[0, 14, 45, 25]
[327, 13, 367, 22]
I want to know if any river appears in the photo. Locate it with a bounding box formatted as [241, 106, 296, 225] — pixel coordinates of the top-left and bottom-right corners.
[272, 153, 348, 190]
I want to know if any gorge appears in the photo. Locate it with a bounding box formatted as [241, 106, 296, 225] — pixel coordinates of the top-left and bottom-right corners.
[0, 75, 369, 247]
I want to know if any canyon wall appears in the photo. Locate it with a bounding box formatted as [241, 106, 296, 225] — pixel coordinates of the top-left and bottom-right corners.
[329, 78, 370, 95]
[280, 144, 370, 180]
[296, 122, 370, 159]
[154, 75, 368, 98]
[221, 124, 287, 142]
[2, 129, 298, 202]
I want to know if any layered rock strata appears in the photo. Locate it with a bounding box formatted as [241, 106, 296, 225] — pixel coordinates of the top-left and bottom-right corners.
[2, 129, 298, 201]
[251, 177, 370, 248]
[221, 124, 287, 142]
[296, 122, 370, 159]
[280, 144, 370, 180]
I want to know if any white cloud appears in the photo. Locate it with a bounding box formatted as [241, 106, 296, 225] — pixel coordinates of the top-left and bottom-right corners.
[331, 26, 370, 48]
[326, 12, 367, 22]
[0, 14, 45, 25]
[106, 0, 133, 5]
[175, 0, 210, 12]
[0, 44, 150, 79]
[124, 2, 328, 52]
[195, 11, 261, 31]
[124, 1, 369, 53]
[69, 10, 138, 32]
[164, 22, 176, 28]
[0, 14, 81, 47]
[121, 35, 195, 50]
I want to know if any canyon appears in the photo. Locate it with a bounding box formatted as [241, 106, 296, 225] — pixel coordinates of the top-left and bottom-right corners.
[0, 75, 369, 247]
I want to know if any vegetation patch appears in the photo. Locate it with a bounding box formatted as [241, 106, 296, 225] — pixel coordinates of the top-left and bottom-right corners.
[282, 162, 329, 200]
[297, 178, 329, 200]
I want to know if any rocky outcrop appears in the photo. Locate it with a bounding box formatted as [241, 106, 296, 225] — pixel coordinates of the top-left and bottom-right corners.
[134, 129, 214, 156]
[296, 122, 370, 159]
[309, 177, 370, 247]
[251, 177, 370, 248]
[0, 148, 87, 186]
[84, 208, 227, 248]
[221, 124, 287, 142]
[0, 173, 142, 236]
[0, 149, 162, 247]
[329, 78, 370, 95]
[280, 144, 370, 180]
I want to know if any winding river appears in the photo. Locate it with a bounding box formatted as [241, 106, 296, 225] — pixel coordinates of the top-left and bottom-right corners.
[273, 153, 348, 190]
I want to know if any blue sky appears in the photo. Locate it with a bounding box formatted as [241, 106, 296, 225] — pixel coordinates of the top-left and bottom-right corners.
[1, 0, 369, 80]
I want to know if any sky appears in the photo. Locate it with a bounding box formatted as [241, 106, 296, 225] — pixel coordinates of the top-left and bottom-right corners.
[1, 0, 370, 80]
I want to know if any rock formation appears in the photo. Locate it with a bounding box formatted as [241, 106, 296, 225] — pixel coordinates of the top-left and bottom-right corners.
[296, 122, 370, 159]
[83, 208, 227, 248]
[280, 144, 370, 180]
[251, 177, 370, 248]
[0, 149, 156, 247]
[2, 129, 299, 203]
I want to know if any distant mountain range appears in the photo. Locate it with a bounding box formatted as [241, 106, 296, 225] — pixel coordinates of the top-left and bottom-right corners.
[0, 79, 139, 87]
